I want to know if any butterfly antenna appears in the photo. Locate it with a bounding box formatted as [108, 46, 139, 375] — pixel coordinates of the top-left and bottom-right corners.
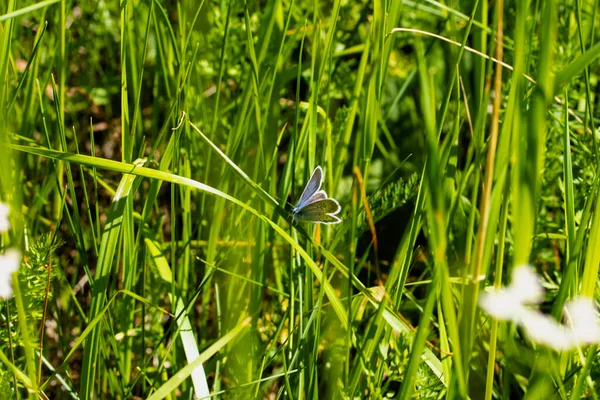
[269, 192, 295, 209]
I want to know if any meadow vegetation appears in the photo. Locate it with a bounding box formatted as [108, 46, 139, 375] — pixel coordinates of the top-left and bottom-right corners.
[2, 0, 600, 398]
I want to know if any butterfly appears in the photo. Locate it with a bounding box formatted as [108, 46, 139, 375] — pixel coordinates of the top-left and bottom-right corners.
[291, 166, 341, 224]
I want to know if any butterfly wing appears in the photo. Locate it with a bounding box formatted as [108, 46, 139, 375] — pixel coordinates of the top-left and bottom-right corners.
[294, 198, 341, 224]
[306, 190, 328, 204]
[309, 214, 341, 224]
[294, 166, 323, 210]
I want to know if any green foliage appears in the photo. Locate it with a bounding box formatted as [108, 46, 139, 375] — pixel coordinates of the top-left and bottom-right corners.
[0, 368, 14, 400]
[0, 233, 61, 350]
[358, 172, 418, 231]
[20, 233, 63, 319]
[2, 0, 600, 398]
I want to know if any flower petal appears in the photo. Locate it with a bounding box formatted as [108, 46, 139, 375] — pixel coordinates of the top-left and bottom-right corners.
[519, 309, 574, 351]
[0, 203, 10, 233]
[479, 291, 525, 322]
[508, 265, 544, 305]
[565, 297, 600, 345]
[0, 249, 21, 299]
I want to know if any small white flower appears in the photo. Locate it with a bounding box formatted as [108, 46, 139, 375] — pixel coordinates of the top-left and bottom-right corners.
[508, 265, 544, 305]
[519, 309, 574, 351]
[479, 265, 544, 321]
[0, 249, 21, 298]
[0, 203, 10, 233]
[564, 298, 600, 345]
[479, 290, 524, 322]
[479, 264, 600, 350]
[518, 298, 600, 351]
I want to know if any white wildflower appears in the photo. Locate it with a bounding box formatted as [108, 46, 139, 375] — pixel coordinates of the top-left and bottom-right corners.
[508, 265, 544, 305]
[479, 265, 600, 351]
[479, 265, 544, 321]
[0, 203, 9, 233]
[518, 298, 600, 350]
[479, 290, 525, 322]
[564, 298, 600, 346]
[0, 249, 20, 298]
[518, 309, 573, 351]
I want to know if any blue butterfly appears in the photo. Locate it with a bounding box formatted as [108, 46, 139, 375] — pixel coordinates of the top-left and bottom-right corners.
[291, 166, 341, 224]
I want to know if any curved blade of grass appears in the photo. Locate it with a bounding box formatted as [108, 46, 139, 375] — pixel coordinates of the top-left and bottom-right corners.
[8, 143, 348, 329]
[554, 40, 600, 94]
[145, 237, 209, 399]
[188, 121, 280, 209]
[147, 318, 252, 400]
[0, 0, 59, 22]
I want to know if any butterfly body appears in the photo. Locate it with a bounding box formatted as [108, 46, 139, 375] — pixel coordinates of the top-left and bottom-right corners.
[292, 166, 341, 224]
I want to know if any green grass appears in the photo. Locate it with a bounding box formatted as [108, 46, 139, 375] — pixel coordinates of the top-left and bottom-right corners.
[2, 0, 600, 398]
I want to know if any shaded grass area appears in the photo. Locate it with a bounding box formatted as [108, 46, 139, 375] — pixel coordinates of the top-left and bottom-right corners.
[1, 0, 600, 398]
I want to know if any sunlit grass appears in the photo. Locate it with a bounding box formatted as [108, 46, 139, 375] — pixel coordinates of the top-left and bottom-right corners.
[1, 0, 600, 399]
